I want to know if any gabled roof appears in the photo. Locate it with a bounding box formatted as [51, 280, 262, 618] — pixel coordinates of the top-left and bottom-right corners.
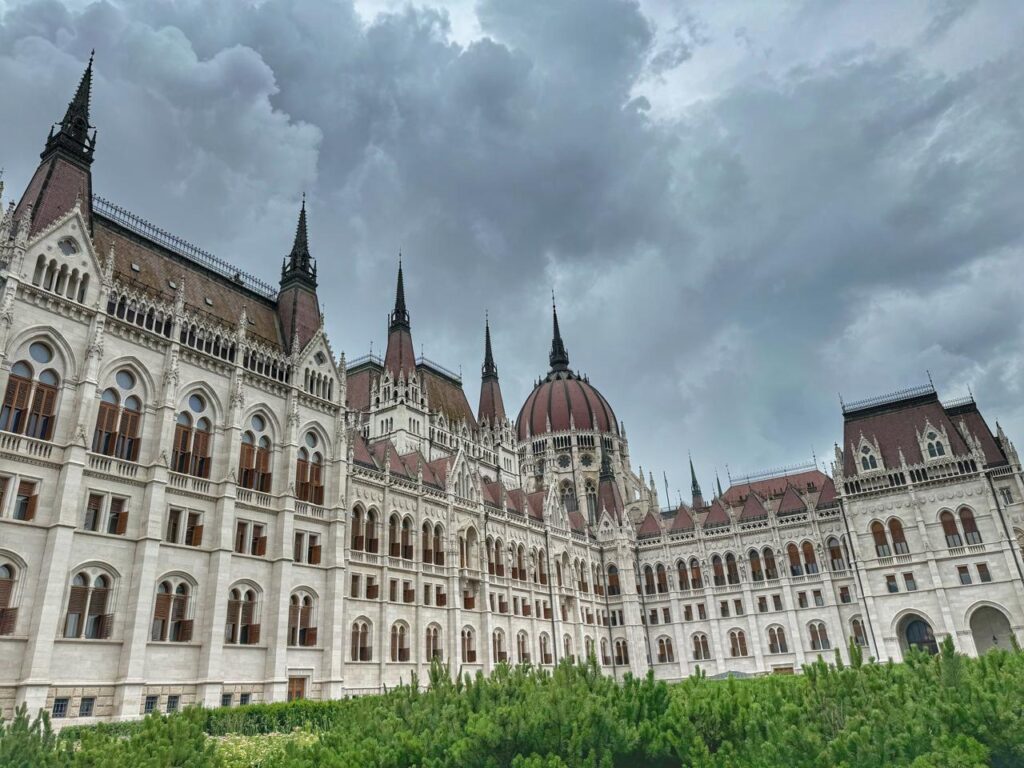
[722, 469, 827, 505]
[568, 510, 588, 534]
[739, 491, 769, 522]
[525, 490, 546, 521]
[637, 511, 662, 539]
[670, 504, 695, 532]
[815, 476, 838, 508]
[702, 498, 731, 529]
[777, 485, 807, 516]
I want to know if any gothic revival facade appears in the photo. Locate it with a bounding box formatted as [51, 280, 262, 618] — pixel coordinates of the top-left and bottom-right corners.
[1, 59, 1023, 725]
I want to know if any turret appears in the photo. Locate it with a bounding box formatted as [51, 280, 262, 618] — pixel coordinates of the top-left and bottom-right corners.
[477, 314, 506, 425]
[383, 259, 415, 379]
[277, 197, 321, 353]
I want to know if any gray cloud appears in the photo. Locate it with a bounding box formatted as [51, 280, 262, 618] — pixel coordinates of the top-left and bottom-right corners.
[1, 0, 1023, 498]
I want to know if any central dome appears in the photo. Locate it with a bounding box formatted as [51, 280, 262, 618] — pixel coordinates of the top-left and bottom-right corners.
[515, 302, 619, 441]
[517, 369, 619, 441]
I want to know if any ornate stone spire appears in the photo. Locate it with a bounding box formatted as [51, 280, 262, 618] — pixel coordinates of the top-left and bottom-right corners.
[478, 313, 506, 425]
[482, 312, 497, 378]
[44, 50, 96, 165]
[384, 257, 415, 378]
[549, 293, 569, 372]
[281, 195, 316, 287]
[690, 454, 703, 507]
[389, 256, 410, 331]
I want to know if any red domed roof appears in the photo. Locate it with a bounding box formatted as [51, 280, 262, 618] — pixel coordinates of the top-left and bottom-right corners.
[516, 370, 619, 441]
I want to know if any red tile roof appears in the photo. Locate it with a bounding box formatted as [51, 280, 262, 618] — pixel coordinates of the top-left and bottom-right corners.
[739, 492, 768, 522]
[777, 485, 807, 516]
[722, 469, 827, 505]
[702, 498, 731, 529]
[516, 371, 618, 440]
[637, 511, 662, 538]
[14, 156, 92, 238]
[815, 476, 837, 508]
[670, 504, 695, 531]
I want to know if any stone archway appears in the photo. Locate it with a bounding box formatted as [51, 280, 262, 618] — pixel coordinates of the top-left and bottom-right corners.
[970, 606, 1014, 654]
[898, 614, 938, 655]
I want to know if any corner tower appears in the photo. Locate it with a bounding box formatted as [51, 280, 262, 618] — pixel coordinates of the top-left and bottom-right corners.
[277, 197, 321, 353]
[14, 52, 97, 237]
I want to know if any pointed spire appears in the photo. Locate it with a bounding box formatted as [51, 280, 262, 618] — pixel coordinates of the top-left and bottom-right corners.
[281, 194, 316, 287]
[549, 291, 569, 372]
[389, 255, 410, 331]
[482, 311, 497, 378]
[715, 471, 724, 498]
[44, 50, 96, 164]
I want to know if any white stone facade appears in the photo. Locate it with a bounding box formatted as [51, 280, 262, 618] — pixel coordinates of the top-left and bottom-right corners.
[1, 62, 1023, 727]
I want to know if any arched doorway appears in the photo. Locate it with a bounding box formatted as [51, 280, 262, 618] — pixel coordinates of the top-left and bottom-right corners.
[970, 606, 1014, 654]
[899, 614, 938, 655]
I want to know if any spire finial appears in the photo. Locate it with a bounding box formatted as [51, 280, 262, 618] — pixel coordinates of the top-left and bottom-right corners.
[44, 50, 96, 163]
[281, 195, 315, 286]
[689, 453, 703, 505]
[482, 310, 498, 378]
[389, 256, 410, 331]
[548, 290, 569, 372]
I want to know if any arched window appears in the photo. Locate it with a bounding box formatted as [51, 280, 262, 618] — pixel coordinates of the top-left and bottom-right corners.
[827, 537, 846, 571]
[64, 570, 113, 639]
[93, 370, 143, 461]
[492, 629, 506, 662]
[561, 483, 577, 513]
[288, 592, 317, 647]
[351, 506, 365, 550]
[391, 622, 410, 661]
[173, 394, 212, 478]
[351, 619, 371, 661]
[762, 548, 778, 580]
[889, 519, 909, 554]
[614, 639, 629, 665]
[295, 433, 325, 504]
[725, 553, 740, 584]
[802, 542, 818, 574]
[711, 555, 725, 587]
[517, 631, 530, 664]
[0, 562, 16, 635]
[151, 578, 192, 643]
[225, 587, 259, 645]
[433, 524, 444, 565]
[422, 521, 433, 563]
[787, 544, 803, 576]
[461, 627, 477, 662]
[643, 565, 656, 594]
[925, 431, 945, 458]
[809, 621, 830, 651]
[656, 563, 668, 593]
[539, 633, 551, 664]
[585, 481, 597, 522]
[690, 558, 703, 588]
[389, 515, 401, 557]
[904, 618, 938, 654]
[871, 521, 891, 556]
[692, 633, 711, 660]
[365, 509, 379, 553]
[768, 626, 788, 654]
[860, 445, 878, 470]
[940, 511, 963, 547]
[1, 347, 61, 440]
[657, 636, 674, 663]
[600, 638, 610, 665]
[401, 517, 413, 560]
[426, 624, 442, 661]
[563, 634, 574, 663]
[584, 636, 595, 661]
[238, 414, 272, 492]
[676, 560, 689, 590]
[729, 630, 748, 657]
[748, 550, 763, 581]
[607, 565, 621, 595]
[959, 508, 982, 545]
[851, 618, 867, 647]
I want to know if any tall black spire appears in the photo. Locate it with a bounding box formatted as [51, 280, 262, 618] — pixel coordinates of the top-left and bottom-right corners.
[549, 293, 569, 372]
[281, 195, 316, 287]
[389, 257, 410, 331]
[44, 50, 96, 165]
[482, 312, 498, 378]
[690, 454, 704, 507]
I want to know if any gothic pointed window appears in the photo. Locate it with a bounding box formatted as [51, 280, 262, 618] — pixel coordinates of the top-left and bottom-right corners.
[585, 481, 597, 522]
[926, 432, 945, 458]
[2, 344, 61, 441]
[173, 394, 212, 478]
[860, 444, 878, 471]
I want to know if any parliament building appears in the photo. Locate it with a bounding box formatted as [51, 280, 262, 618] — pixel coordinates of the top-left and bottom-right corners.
[1, 57, 1023, 724]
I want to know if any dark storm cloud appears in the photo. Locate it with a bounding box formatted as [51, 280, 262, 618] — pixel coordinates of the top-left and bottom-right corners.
[1, 0, 1022, 497]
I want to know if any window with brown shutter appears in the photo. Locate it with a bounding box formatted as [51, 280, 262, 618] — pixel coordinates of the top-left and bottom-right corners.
[116, 408, 141, 462]
[225, 599, 241, 643]
[64, 584, 89, 637]
[84, 493, 103, 531]
[172, 423, 192, 473]
[86, 588, 110, 639]
[295, 457, 309, 501]
[166, 508, 182, 543]
[186, 514, 203, 547]
[255, 446, 271, 493]
[177, 619, 193, 642]
[27, 384, 57, 440]
[191, 430, 211, 478]
[108, 498, 127, 535]
[234, 521, 247, 554]
[0, 374, 32, 434]
[248, 623, 260, 645]
[254, 534, 267, 557]
[14, 482, 37, 521]
[238, 441, 255, 489]
[0, 607, 16, 635]
[308, 544, 321, 565]
[0, 575, 14, 636]
[152, 591, 172, 641]
[288, 602, 300, 646]
[93, 401, 119, 454]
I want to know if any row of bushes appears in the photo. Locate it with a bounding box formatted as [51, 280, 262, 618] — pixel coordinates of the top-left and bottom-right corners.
[3, 639, 1024, 767]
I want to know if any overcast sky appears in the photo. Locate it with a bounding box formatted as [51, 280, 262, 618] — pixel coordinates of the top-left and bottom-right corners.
[2, 0, 1023, 502]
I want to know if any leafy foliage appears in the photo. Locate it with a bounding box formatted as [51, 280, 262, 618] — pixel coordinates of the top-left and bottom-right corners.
[6, 648, 1024, 767]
